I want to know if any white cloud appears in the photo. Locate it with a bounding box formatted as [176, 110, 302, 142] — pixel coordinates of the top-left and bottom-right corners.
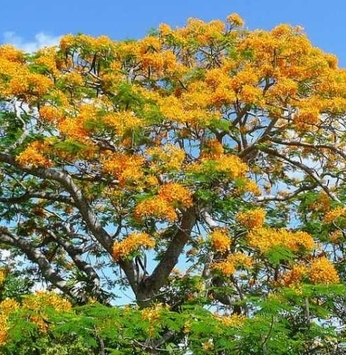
[2, 31, 61, 52]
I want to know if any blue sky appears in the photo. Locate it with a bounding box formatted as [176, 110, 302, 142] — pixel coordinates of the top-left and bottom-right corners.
[1, 0, 345, 66]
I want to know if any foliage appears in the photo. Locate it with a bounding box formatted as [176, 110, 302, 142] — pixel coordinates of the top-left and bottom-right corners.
[1, 12, 346, 353]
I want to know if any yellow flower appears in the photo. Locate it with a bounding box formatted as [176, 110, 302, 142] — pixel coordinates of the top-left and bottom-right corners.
[16, 141, 52, 168]
[39, 105, 64, 123]
[212, 259, 236, 276]
[236, 208, 266, 229]
[323, 207, 346, 223]
[0, 44, 24, 62]
[309, 257, 339, 284]
[159, 23, 172, 36]
[147, 144, 185, 172]
[227, 13, 244, 27]
[0, 314, 8, 346]
[0, 268, 6, 284]
[247, 228, 315, 253]
[102, 152, 145, 186]
[158, 183, 193, 207]
[216, 313, 245, 327]
[112, 232, 155, 261]
[0, 299, 19, 315]
[201, 139, 224, 159]
[135, 196, 177, 222]
[209, 229, 230, 253]
[212, 253, 252, 276]
[282, 264, 308, 286]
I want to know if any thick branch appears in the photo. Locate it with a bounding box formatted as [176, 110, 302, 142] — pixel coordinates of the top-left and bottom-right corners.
[47, 229, 100, 290]
[0, 152, 138, 299]
[0, 227, 74, 298]
[0, 190, 75, 205]
[137, 208, 196, 304]
[0, 152, 113, 253]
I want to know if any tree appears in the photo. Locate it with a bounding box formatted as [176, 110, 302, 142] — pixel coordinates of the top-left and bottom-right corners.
[1, 13, 346, 353]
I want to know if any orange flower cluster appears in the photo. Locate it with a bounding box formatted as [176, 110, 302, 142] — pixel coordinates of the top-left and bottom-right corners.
[103, 111, 143, 137]
[23, 291, 72, 313]
[9, 72, 53, 97]
[171, 17, 226, 47]
[201, 139, 224, 159]
[0, 314, 8, 346]
[282, 264, 308, 286]
[209, 229, 231, 253]
[323, 207, 346, 223]
[112, 232, 155, 261]
[59, 34, 115, 53]
[190, 154, 248, 183]
[141, 303, 165, 322]
[141, 303, 167, 336]
[58, 104, 97, 141]
[0, 268, 6, 284]
[0, 44, 24, 62]
[134, 196, 177, 222]
[0, 298, 20, 346]
[158, 183, 193, 207]
[39, 105, 65, 123]
[227, 13, 245, 27]
[247, 227, 315, 254]
[20, 292, 72, 333]
[283, 257, 339, 286]
[16, 141, 52, 168]
[212, 252, 253, 276]
[309, 192, 332, 212]
[214, 155, 248, 179]
[236, 208, 266, 229]
[147, 144, 186, 172]
[309, 257, 340, 284]
[215, 313, 245, 328]
[34, 47, 59, 76]
[135, 183, 193, 222]
[102, 152, 145, 186]
[0, 299, 19, 315]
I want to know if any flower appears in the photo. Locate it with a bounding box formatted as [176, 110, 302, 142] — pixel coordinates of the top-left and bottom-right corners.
[247, 228, 315, 254]
[0, 268, 6, 284]
[112, 232, 155, 261]
[209, 229, 230, 253]
[227, 13, 244, 27]
[158, 183, 193, 207]
[102, 152, 145, 186]
[212, 253, 252, 276]
[309, 257, 339, 284]
[323, 207, 346, 223]
[215, 313, 245, 327]
[0, 299, 19, 315]
[282, 264, 308, 286]
[134, 196, 177, 222]
[236, 208, 266, 229]
[16, 141, 52, 168]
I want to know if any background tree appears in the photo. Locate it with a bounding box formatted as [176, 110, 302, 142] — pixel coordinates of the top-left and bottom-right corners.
[1, 13, 346, 353]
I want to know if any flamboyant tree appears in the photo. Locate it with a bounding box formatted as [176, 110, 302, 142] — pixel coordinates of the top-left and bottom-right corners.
[1, 13, 346, 353]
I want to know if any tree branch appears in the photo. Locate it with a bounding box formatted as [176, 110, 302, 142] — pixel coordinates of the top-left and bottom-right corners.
[261, 147, 341, 202]
[0, 226, 74, 298]
[136, 208, 196, 305]
[0, 152, 113, 253]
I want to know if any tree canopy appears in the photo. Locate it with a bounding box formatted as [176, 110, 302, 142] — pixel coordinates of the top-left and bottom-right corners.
[1, 13, 346, 354]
